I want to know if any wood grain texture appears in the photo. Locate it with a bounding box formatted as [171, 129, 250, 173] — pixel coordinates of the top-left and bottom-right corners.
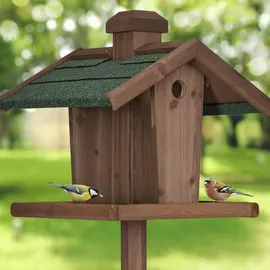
[106, 10, 168, 33]
[203, 75, 245, 104]
[11, 202, 259, 220]
[193, 41, 270, 116]
[118, 202, 259, 220]
[0, 48, 82, 103]
[121, 221, 146, 270]
[70, 47, 112, 60]
[154, 64, 204, 203]
[135, 41, 185, 54]
[112, 31, 161, 60]
[130, 89, 159, 204]
[69, 107, 113, 204]
[112, 104, 131, 204]
[11, 202, 118, 220]
[107, 38, 199, 110]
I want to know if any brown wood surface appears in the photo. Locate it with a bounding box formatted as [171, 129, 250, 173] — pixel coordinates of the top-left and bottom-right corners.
[112, 104, 131, 204]
[106, 10, 168, 33]
[107, 38, 199, 110]
[11, 202, 118, 220]
[118, 202, 259, 220]
[70, 47, 112, 60]
[154, 64, 204, 203]
[130, 90, 159, 204]
[11, 202, 259, 220]
[192, 41, 270, 115]
[112, 32, 161, 60]
[69, 107, 113, 204]
[0, 48, 82, 103]
[135, 41, 185, 54]
[121, 221, 146, 270]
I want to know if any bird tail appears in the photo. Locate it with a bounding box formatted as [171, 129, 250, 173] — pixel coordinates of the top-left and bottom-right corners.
[241, 192, 253, 197]
[48, 182, 65, 189]
[235, 191, 253, 197]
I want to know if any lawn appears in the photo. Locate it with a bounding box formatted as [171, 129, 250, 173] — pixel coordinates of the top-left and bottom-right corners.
[0, 146, 270, 270]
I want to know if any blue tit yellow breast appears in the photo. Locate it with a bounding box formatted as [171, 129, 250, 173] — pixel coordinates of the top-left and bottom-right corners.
[67, 192, 91, 202]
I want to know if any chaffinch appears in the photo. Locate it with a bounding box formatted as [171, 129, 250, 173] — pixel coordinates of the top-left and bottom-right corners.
[204, 177, 253, 202]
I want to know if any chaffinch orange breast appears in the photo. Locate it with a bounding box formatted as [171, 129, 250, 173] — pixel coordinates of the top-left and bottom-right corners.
[204, 177, 253, 202]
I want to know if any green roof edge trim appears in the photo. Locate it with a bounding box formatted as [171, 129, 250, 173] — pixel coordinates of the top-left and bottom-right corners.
[203, 102, 258, 116]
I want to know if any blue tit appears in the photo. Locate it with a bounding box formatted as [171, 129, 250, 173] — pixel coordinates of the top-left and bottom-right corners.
[48, 182, 103, 203]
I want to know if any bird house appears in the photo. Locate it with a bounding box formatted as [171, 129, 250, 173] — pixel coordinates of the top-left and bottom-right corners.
[0, 10, 266, 270]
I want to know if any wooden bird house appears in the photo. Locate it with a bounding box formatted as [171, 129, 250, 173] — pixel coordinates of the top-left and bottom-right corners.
[1, 10, 267, 270]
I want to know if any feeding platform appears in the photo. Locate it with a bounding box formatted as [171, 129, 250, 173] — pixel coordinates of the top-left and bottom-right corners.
[11, 202, 259, 220]
[1, 9, 267, 270]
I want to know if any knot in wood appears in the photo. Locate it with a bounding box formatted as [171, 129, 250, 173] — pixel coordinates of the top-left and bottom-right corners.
[76, 116, 83, 123]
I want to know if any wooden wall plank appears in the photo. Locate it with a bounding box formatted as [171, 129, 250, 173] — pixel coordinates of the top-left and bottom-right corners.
[130, 89, 159, 203]
[154, 63, 204, 203]
[69, 107, 113, 204]
[112, 104, 131, 204]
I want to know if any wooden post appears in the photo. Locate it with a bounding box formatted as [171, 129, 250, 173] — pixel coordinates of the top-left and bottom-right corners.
[106, 10, 168, 270]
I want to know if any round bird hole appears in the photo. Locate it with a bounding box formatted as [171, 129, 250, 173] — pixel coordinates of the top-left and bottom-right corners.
[172, 80, 184, 99]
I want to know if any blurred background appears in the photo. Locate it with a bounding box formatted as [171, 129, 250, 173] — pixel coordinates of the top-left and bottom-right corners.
[0, 0, 269, 269]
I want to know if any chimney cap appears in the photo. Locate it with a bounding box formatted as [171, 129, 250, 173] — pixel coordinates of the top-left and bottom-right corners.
[106, 10, 168, 34]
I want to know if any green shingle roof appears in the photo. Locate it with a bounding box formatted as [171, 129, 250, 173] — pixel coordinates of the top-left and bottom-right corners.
[0, 53, 259, 115]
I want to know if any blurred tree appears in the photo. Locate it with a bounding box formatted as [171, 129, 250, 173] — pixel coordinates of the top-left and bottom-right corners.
[0, 0, 269, 152]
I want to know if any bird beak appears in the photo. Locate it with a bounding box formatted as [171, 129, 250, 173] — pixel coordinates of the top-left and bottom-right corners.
[99, 194, 103, 198]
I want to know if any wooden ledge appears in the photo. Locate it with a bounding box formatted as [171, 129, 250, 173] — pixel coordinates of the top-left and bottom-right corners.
[11, 202, 259, 221]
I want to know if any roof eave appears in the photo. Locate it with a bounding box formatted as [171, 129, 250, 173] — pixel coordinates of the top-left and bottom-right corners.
[192, 41, 270, 116]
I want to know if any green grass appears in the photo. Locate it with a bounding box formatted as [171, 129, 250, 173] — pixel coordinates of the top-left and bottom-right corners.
[0, 146, 270, 270]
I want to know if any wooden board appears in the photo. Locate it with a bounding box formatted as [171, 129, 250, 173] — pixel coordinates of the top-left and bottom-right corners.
[70, 47, 112, 60]
[11, 202, 118, 220]
[69, 107, 113, 204]
[130, 89, 159, 204]
[11, 202, 259, 220]
[135, 41, 185, 54]
[121, 221, 146, 270]
[118, 202, 259, 220]
[154, 64, 204, 203]
[112, 104, 131, 204]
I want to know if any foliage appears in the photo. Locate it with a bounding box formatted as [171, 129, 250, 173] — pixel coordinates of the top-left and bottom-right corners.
[0, 0, 269, 149]
[0, 147, 269, 269]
